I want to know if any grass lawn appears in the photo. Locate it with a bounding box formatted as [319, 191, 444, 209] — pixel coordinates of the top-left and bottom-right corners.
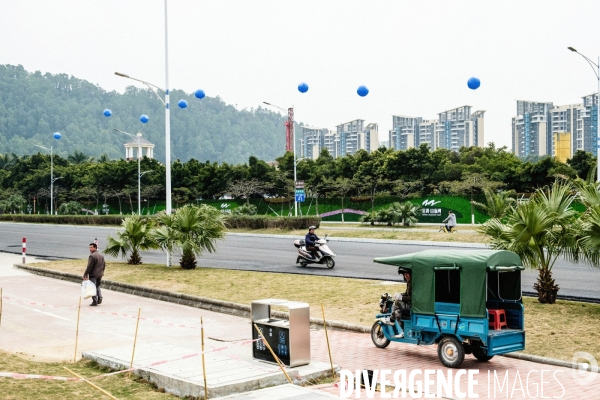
[35, 260, 600, 363]
[0, 351, 171, 399]
[229, 226, 490, 244]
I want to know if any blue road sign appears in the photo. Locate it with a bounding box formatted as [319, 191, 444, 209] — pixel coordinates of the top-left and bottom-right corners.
[295, 194, 305, 202]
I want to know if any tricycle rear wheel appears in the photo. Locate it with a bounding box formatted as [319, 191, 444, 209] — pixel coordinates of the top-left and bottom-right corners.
[438, 336, 465, 368]
[473, 346, 494, 362]
[371, 322, 390, 349]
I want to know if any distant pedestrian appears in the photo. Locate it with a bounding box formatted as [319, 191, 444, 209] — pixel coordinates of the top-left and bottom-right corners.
[83, 242, 105, 306]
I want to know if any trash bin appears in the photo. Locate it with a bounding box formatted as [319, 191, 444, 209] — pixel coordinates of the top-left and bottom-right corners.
[251, 298, 310, 367]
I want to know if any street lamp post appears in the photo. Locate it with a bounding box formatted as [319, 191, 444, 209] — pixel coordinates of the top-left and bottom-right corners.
[139, 171, 152, 214]
[568, 47, 600, 182]
[34, 144, 63, 215]
[263, 101, 298, 216]
[114, 129, 151, 216]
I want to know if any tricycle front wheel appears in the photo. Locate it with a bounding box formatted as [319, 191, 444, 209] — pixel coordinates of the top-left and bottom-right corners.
[438, 336, 465, 368]
[371, 322, 390, 349]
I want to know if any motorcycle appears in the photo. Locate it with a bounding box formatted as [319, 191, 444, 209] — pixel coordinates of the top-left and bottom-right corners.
[294, 234, 336, 269]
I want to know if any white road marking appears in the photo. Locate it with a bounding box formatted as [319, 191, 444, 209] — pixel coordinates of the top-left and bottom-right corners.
[30, 307, 70, 321]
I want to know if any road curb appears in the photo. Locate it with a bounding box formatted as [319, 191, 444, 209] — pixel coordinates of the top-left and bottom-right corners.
[13, 263, 597, 374]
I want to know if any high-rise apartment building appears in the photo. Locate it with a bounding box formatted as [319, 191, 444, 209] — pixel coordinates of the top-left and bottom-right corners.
[581, 93, 599, 157]
[436, 106, 485, 151]
[418, 120, 438, 149]
[389, 116, 421, 150]
[322, 129, 336, 158]
[361, 123, 379, 153]
[512, 94, 598, 159]
[388, 107, 484, 151]
[299, 126, 323, 160]
[335, 119, 364, 157]
[299, 120, 379, 159]
[550, 103, 581, 161]
[512, 101, 553, 157]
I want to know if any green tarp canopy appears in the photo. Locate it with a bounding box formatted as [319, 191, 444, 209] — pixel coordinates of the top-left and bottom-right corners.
[373, 249, 523, 318]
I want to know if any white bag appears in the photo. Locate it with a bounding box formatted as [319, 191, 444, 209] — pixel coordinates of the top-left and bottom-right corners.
[81, 280, 96, 299]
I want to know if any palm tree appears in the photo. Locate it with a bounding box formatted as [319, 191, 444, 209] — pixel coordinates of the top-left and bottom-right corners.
[360, 211, 378, 226]
[67, 150, 91, 164]
[98, 154, 110, 163]
[150, 204, 227, 269]
[479, 179, 578, 303]
[393, 201, 421, 227]
[472, 188, 516, 219]
[104, 216, 157, 264]
[0, 153, 19, 170]
[572, 176, 600, 266]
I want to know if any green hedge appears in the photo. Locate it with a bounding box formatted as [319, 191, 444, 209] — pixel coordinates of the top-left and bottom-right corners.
[0, 213, 321, 230]
[225, 215, 321, 230]
[200, 196, 489, 224]
[0, 214, 124, 225]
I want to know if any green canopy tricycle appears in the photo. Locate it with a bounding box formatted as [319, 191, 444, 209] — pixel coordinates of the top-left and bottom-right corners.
[372, 249, 525, 368]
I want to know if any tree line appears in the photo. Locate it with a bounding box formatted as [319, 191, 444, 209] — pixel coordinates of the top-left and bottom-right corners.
[0, 142, 596, 214]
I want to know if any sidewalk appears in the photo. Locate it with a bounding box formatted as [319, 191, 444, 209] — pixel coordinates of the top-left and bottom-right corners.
[1, 253, 598, 399]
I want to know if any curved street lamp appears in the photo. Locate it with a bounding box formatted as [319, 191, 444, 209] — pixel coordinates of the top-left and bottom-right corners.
[568, 47, 600, 182]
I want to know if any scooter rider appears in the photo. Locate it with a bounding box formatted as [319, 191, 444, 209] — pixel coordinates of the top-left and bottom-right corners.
[305, 226, 321, 260]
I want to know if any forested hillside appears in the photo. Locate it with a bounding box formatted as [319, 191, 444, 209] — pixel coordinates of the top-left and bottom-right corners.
[0, 64, 294, 164]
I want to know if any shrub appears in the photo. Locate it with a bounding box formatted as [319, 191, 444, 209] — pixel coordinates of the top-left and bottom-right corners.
[232, 204, 258, 216]
[0, 214, 124, 225]
[226, 215, 321, 230]
[58, 201, 84, 215]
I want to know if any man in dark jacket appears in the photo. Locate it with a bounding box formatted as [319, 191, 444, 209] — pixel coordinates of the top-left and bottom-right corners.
[83, 242, 105, 306]
[305, 226, 321, 259]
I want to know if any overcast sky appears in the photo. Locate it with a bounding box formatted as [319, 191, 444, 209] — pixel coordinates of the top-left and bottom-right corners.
[1, 0, 599, 151]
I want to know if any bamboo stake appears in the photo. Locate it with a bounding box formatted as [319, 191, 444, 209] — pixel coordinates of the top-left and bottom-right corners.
[74, 296, 82, 362]
[63, 366, 119, 400]
[321, 303, 335, 378]
[129, 308, 141, 377]
[253, 323, 293, 384]
[201, 317, 209, 399]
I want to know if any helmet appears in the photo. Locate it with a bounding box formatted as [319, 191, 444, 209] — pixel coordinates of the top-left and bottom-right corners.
[308, 225, 317, 230]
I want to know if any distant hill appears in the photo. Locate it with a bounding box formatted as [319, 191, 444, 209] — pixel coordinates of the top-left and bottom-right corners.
[0, 64, 298, 164]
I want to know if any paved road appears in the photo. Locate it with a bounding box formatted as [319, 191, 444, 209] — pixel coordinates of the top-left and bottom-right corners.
[1, 222, 600, 298]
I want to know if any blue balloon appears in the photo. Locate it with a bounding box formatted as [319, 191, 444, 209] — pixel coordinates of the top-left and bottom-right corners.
[298, 82, 309, 93]
[357, 85, 369, 97]
[178, 99, 188, 109]
[194, 89, 205, 99]
[467, 77, 481, 90]
[103, 109, 112, 117]
[140, 114, 149, 124]
[53, 132, 61, 140]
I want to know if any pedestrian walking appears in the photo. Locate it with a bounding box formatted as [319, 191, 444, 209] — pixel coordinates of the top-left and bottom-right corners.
[83, 242, 105, 306]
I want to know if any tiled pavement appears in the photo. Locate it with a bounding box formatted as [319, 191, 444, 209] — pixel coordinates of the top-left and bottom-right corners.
[1, 253, 598, 399]
[307, 326, 599, 398]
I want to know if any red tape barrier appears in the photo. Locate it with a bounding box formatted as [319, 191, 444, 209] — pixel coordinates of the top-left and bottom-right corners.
[2, 295, 201, 330]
